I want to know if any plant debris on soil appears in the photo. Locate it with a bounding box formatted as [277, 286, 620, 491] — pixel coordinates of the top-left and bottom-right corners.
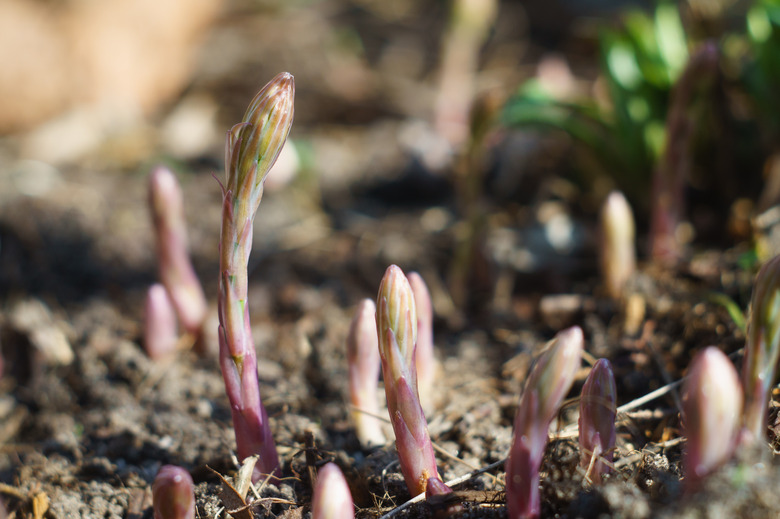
[2, 1, 780, 518]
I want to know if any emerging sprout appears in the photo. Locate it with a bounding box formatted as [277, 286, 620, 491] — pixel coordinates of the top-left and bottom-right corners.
[408, 272, 437, 413]
[152, 465, 195, 519]
[682, 347, 742, 491]
[507, 326, 584, 519]
[218, 72, 294, 481]
[346, 299, 386, 448]
[376, 265, 450, 497]
[149, 166, 208, 335]
[742, 253, 780, 445]
[600, 191, 636, 300]
[578, 358, 617, 484]
[311, 463, 355, 519]
[144, 284, 178, 361]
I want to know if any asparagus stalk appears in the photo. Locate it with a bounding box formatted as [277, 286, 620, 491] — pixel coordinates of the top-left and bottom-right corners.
[649, 42, 718, 264]
[599, 191, 636, 300]
[578, 358, 617, 484]
[149, 166, 208, 335]
[507, 326, 583, 519]
[144, 283, 178, 360]
[346, 299, 387, 448]
[408, 272, 437, 413]
[682, 347, 742, 491]
[218, 72, 294, 480]
[152, 465, 195, 519]
[311, 463, 355, 519]
[742, 253, 780, 445]
[376, 265, 450, 497]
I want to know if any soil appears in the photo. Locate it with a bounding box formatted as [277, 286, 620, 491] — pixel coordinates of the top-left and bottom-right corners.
[0, 1, 778, 518]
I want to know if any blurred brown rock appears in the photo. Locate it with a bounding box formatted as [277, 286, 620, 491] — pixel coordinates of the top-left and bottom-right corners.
[0, 0, 222, 134]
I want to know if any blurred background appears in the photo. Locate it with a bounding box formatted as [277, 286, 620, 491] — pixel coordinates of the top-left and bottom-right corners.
[1, 0, 779, 313]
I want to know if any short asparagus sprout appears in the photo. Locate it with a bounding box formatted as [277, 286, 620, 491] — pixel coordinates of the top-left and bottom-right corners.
[144, 284, 178, 360]
[346, 299, 386, 448]
[742, 253, 780, 445]
[578, 358, 616, 484]
[600, 191, 636, 300]
[218, 72, 294, 481]
[682, 347, 742, 491]
[507, 326, 584, 519]
[149, 166, 208, 335]
[408, 272, 437, 413]
[376, 265, 450, 497]
[152, 465, 195, 519]
[311, 463, 355, 519]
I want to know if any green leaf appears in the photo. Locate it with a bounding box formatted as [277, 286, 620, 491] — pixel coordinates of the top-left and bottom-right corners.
[655, 2, 689, 81]
[607, 41, 643, 90]
[708, 293, 747, 333]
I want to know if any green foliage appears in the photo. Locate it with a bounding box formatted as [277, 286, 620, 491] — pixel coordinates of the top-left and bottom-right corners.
[707, 292, 747, 333]
[502, 1, 780, 210]
[503, 2, 689, 197]
[598, 2, 687, 165]
[743, 0, 780, 138]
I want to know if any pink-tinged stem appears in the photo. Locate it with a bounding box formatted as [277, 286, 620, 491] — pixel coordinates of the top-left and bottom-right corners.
[218, 72, 294, 481]
[346, 299, 386, 448]
[649, 42, 718, 265]
[434, 0, 498, 151]
[742, 254, 780, 445]
[152, 465, 195, 519]
[683, 347, 741, 492]
[381, 325, 440, 497]
[144, 284, 178, 360]
[377, 265, 450, 497]
[218, 327, 277, 476]
[149, 166, 208, 334]
[311, 463, 355, 519]
[507, 326, 583, 519]
[507, 391, 542, 519]
[578, 358, 616, 484]
[408, 272, 436, 413]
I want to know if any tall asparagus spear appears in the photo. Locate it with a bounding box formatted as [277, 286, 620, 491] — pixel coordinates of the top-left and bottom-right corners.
[218, 72, 294, 480]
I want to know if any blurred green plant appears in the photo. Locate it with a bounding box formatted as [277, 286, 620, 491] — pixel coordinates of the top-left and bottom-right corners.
[500, 0, 780, 262]
[743, 0, 780, 139]
[707, 291, 747, 333]
[503, 2, 691, 202]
